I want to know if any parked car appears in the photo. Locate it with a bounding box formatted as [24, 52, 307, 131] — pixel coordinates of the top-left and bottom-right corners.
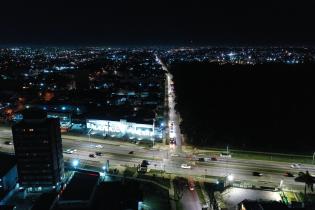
[89, 154, 96, 158]
[128, 151, 134, 154]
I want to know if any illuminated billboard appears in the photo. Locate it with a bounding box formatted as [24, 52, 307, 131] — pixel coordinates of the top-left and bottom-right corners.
[86, 119, 154, 139]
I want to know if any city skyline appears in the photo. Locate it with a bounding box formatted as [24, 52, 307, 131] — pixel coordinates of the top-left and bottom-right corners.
[0, 1, 315, 209]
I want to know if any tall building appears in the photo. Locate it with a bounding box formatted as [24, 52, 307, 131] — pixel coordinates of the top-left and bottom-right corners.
[12, 109, 64, 190]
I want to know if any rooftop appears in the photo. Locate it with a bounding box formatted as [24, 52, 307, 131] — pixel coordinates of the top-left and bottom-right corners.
[59, 172, 99, 202]
[0, 153, 16, 177]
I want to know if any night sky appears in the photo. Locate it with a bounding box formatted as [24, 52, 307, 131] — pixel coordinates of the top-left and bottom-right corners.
[0, 0, 314, 46]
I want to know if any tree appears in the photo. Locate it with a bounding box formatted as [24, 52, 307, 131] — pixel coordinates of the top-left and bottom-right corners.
[295, 171, 315, 198]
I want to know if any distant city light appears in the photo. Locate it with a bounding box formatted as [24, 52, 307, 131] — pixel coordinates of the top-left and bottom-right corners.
[228, 52, 235, 57]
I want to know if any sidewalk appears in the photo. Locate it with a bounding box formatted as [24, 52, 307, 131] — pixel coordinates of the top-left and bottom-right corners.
[200, 181, 210, 209]
[169, 174, 177, 210]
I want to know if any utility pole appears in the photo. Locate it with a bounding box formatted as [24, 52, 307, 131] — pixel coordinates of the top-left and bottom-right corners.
[152, 119, 155, 147]
[88, 128, 93, 148]
[312, 152, 315, 165]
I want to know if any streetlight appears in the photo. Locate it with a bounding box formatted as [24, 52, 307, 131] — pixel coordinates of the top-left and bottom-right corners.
[72, 159, 79, 169]
[279, 180, 283, 188]
[102, 165, 106, 177]
[227, 174, 234, 182]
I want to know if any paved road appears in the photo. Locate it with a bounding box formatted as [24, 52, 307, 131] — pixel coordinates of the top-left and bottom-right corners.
[0, 56, 314, 209]
[181, 188, 202, 210]
[1, 127, 314, 188]
[157, 55, 202, 209]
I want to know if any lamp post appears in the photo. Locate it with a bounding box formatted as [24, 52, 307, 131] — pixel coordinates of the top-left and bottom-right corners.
[72, 159, 79, 170]
[102, 165, 106, 180]
[312, 152, 315, 165]
[152, 119, 155, 147]
[225, 174, 234, 187]
[88, 128, 92, 148]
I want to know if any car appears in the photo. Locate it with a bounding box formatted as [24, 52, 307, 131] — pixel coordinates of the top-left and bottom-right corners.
[63, 149, 73, 154]
[141, 160, 150, 167]
[188, 179, 195, 191]
[284, 172, 294, 177]
[63, 148, 76, 154]
[252, 172, 263, 176]
[171, 153, 179, 157]
[95, 152, 102, 156]
[290, 163, 301, 169]
[211, 157, 218, 161]
[170, 138, 176, 145]
[128, 151, 134, 154]
[181, 164, 191, 169]
[198, 158, 205, 162]
[95, 144, 103, 149]
[89, 154, 95, 158]
[4, 141, 13, 145]
[220, 152, 231, 158]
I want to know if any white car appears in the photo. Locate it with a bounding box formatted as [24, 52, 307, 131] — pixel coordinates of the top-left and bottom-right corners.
[181, 164, 191, 169]
[290, 163, 301, 169]
[64, 149, 74, 154]
[220, 153, 231, 158]
[95, 145, 104, 149]
[171, 153, 179, 157]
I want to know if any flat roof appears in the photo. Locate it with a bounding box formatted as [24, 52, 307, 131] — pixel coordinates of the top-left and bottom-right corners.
[59, 172, 99, 201]
[31, 192, 58, 210]
[0, 153, 16, 177]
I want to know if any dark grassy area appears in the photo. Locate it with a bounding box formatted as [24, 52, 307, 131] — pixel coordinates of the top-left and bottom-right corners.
[199, 147, 314, 164]
[92, 181, 142, 210]
[123, 167, 137, 177]
[137, 173, 171, 188]
[170, 63, 315, 153]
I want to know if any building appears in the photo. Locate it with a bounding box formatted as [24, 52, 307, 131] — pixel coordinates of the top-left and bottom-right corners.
[57, 171, 100, 209]
[12, 109, 64, 191]
[238, 200, 289, 210]
[0, 153, 17, 200]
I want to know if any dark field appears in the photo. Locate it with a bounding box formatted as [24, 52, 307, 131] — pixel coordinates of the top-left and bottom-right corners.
[170, 63, 315, 153]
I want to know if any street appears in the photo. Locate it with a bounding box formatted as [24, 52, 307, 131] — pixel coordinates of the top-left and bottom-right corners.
[0, 127, 314, 191]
